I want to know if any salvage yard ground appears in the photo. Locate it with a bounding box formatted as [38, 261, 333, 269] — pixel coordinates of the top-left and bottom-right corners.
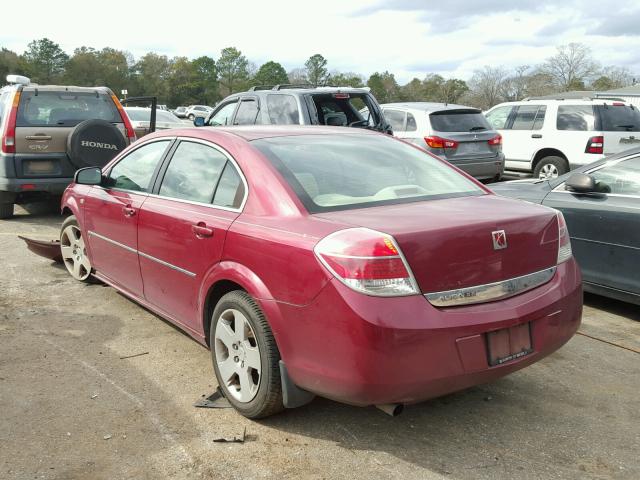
[1, 206, 639, 480]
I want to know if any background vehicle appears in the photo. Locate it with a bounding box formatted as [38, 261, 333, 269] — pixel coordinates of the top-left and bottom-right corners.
[185, 105, 213, 121]
[61, 126, 581, 418]
[125, 107, 185, 138]
[485, 99, 640, 179]
[197, 85, 391, 133]
[173, 106, 188, 118]
[380, 102, 504, 181]
[0, 75, 135, 219]
[491, 147, 640, 305]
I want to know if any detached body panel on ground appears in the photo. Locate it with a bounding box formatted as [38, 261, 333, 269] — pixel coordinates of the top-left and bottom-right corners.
[61, 126, 582, 414]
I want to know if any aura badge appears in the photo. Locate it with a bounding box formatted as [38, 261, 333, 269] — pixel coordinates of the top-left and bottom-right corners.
[492, 230, 507, 250]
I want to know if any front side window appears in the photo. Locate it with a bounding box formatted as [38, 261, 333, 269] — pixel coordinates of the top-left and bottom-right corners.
[383, 109, 406, 131]
[485, 106, 513, 130]
[234, 99, 260, 125]
[107, 140, 170, 192]
[253, 134, 483, 213]
[16, 91, 121, 127]
[557, 105, 595, 131]
[267, 95, 300, 124]
[589, 157, 640, 195]
[159, 141, 227, 203]
[208, 101, 237, 126]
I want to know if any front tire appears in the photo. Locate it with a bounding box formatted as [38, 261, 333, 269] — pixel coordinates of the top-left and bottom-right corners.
[534, 156, 568, 179]
[60, 215, 92, 282]
[210, 291, 284, 418]
[188, 114, 195, 121]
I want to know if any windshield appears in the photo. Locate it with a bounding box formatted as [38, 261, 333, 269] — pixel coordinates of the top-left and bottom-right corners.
[253, 134, 484, 213]
[17, 91, 120, 127]
[429, 109, 491, 132]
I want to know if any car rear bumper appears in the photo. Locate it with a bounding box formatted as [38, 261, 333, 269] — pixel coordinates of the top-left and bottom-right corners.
[274, 258, 582, 406]
[448, 152, 505, 179]
[0, 177, 72, 203]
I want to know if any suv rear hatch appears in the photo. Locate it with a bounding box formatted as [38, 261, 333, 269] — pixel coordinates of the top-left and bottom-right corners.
[307, 91, 389, 133]
[595, 103, 640, 154]
[317, 194, 559, 295]
[427, 109, 501, 165]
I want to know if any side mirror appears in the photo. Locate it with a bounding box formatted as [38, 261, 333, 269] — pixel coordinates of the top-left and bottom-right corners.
[194, 116, 205, 127]
[565, 173, 596, 193]
[75, 167, 102, 185]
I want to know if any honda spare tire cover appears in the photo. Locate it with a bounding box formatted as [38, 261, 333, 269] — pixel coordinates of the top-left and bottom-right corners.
[67, 119, 127, 169]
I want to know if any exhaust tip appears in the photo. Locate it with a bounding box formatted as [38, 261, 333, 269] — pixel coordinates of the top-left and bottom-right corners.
[376, 403, 404, 417]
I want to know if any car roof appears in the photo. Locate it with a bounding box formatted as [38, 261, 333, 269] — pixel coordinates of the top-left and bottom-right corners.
[489, 99, 633, 108]
[381, 102, 479, 113]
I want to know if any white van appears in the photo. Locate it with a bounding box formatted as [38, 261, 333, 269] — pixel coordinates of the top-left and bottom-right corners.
[485, 99, 640, 178]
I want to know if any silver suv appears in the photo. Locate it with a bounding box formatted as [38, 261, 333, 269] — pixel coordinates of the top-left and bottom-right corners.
[0, 75, 135, 218]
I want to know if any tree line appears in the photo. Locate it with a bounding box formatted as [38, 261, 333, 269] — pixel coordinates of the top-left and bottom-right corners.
[0, 39, 635, 109]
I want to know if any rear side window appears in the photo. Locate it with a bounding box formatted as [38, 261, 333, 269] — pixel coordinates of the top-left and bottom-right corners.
[107, 140, 170, 192]
[213, 162, 245, 209]
[384, 109, 406, 131]
[159, 141, 227, 203]
[16, 91, 120, 127]
[430, 109, 491, 132]
[267, 95, 300, 124]
[557, 105, 595, 131]
[597, 105, 640, 132]
[406, 112, 417, 132]
[234, 99, 260, 125]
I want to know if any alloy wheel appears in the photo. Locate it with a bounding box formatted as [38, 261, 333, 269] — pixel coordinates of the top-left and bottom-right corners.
[214, 308, 262, 403]
[60, 225, 91, 281]
[538, 163, 559, 179]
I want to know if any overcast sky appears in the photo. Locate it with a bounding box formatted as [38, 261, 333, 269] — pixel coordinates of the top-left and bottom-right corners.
[1, 0, 639, 82]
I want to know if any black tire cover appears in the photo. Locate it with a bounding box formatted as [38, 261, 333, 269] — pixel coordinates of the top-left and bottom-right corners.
[66, 119, 127, 169]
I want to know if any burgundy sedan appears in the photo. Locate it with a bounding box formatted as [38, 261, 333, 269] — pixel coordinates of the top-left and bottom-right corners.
[60, 126, 582, 418]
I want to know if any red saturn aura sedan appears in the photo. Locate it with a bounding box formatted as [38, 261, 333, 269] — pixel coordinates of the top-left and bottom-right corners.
[60, 126, 582, 418]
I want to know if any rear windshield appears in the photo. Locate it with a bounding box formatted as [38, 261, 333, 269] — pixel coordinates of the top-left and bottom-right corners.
[429, 109, 491, 133]
[597, 104, 640, 132]
[253, 134, 483, 213]
[17, 91, 120, 127]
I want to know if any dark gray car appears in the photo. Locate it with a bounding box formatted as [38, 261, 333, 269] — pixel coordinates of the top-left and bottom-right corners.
[491, 147, 640, 305]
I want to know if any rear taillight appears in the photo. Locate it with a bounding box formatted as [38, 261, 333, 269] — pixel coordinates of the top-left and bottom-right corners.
[111, 94, 137, 142]
[488, 134, 502, 146]
[585, 136, 604, 154]
[1, 91, 21, 154]
[556, 211, 572, 264]
[314, 228, 419, 296]
[425, 136, 458, 149]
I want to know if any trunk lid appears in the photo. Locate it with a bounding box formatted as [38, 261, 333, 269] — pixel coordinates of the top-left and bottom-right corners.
[316, 194, 559, 294]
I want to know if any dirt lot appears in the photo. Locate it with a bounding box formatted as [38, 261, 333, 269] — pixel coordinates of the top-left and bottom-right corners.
[1, 206, 639, 480]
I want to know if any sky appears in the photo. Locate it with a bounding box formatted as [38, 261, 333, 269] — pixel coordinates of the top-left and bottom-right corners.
[2, 0, 640, 83]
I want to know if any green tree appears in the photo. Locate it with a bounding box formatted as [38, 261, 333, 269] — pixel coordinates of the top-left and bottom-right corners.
[97, 48, 133, 96]
[167, 57, 201, 107]
[64, 47, 102, 86]
[131, 52, 171, 101]
[328, 71, 364, 88]
[305, 54, 329, 87]
[0, 48, 23, 81]
[192, 56, 219, 105]
[367, 71, 400, 103]
[22, 38, 69, 83]
[440, 78, 469, 103]
[253, 61, 289, 87]
[400, 78, 425, 101]
[217, 47, 249, 96]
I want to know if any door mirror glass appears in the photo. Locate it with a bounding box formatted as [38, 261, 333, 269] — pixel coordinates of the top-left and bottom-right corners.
[565, 173, 596, 193]
[75, 167, 102, 185]
[193, 116, 205, 127]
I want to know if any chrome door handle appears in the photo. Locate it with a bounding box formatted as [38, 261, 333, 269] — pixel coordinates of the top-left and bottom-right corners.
[122, 206, 136, 217]
[25, 135, 52, 140]
[192, 223, 213, 238]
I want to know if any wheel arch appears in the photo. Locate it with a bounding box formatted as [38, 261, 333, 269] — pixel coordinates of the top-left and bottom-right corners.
[532, 148, 568, 170]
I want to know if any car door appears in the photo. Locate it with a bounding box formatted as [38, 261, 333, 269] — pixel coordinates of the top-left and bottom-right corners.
[232, 97, 261, 125]
[500, 104, 546, 171]
[137, 139, 246, 333]
[542, 156, 640, 295]
[83, 139, 172, 296]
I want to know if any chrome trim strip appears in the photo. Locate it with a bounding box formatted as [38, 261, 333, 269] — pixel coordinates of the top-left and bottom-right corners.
[88, 230, 137, 253]
[88, 230, 196, 278]
[138, 251, 196, 277]
[425, 266, 557, 307]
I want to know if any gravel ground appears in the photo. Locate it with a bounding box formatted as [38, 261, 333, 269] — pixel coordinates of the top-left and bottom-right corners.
[1, 206, 639, 480]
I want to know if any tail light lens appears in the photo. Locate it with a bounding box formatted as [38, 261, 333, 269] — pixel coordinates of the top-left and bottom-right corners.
[1, 91, 21, 154]
[314, 228, 419, 296]
[488, 134, 502, 146]
[557, 211, 572, 264]
[585, 136, 604, 154]
[425, 136, 458, 149]
[111, 94, 137, 142]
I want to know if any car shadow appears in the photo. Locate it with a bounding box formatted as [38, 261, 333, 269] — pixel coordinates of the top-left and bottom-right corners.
[583, 292, 639, 322]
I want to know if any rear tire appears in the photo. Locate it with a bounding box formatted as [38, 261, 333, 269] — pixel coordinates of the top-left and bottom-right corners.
[210, 290, 284, 418]
[0, 203, 14, 219]
[534, 156, 568, 179]
[188, 114, 195, 121]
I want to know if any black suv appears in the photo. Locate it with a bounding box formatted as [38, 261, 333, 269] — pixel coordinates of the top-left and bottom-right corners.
[196, 84, 391, 133]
